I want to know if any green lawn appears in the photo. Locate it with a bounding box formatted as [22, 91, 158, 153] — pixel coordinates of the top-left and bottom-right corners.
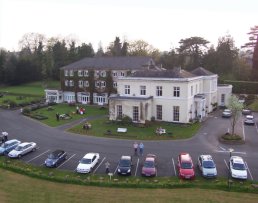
[249, 99, 258, 111]
[30, 104, 108, 127]
[69, 117, 200, 140]
[0, 80, 60, 97]
[0, 95, 42, 105]
[0, 168, 258, 203]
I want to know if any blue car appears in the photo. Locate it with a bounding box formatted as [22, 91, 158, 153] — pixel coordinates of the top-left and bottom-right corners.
[0, 139, 21, 155]
[45, 150, 67, 167]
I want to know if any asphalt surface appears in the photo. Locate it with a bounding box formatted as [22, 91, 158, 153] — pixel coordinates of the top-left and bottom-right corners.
[0, 108, 258, 180]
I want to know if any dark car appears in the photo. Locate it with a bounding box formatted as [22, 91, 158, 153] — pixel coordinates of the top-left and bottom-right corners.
[242, 109, 251, 115]
[45, 150, 67, 167]
[117, 155, 132, 175]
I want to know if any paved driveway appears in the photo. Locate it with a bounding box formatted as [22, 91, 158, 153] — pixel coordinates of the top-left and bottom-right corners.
[0, 108, 257, 180]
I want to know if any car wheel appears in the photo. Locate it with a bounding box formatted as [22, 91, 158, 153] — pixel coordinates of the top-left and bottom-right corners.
[18, 154, 22, 159]
[32, 147, 36, 152]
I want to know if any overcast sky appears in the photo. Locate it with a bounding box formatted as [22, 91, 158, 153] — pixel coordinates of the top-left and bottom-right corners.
[0, 0, 257, 52]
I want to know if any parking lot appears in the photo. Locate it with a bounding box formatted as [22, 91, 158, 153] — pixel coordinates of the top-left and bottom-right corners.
[0, 109, 258, 180]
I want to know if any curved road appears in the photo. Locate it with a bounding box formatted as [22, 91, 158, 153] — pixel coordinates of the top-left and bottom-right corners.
[1, 109, 258, 180]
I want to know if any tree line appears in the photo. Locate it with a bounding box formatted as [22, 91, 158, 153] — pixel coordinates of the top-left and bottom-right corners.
[0, 27, 257, 85]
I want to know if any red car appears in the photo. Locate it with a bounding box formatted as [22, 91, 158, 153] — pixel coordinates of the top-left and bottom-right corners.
[141, 154, 157, 177]
[177, 153, 195, 179]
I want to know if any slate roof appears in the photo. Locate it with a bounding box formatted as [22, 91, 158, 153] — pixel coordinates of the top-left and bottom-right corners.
[191, 67, 215, 76]
[61, 56, 155, 70]
[129, 68, 196, 78]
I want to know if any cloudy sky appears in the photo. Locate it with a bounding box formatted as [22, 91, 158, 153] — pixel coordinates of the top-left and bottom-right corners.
[0, 0, 257, 52]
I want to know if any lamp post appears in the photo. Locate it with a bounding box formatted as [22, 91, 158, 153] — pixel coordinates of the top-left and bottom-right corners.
[228, 148, 234, 190]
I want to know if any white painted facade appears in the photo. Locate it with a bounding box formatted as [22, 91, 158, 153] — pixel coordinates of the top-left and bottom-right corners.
[109, 73, 232, 124]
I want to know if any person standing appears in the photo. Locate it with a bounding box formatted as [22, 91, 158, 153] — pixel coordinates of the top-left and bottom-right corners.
[105, 161, 110, 174]
[139, 142, 144, 156]
[133, 142, 138, 155]
[2, 132, 8, 142]
[56, 113, 59, 121]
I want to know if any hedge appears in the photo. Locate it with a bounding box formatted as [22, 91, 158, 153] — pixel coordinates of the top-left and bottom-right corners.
[223, 80, 258, 94]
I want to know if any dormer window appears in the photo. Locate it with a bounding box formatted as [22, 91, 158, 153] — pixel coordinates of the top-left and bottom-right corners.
[113, 71, 118, 77]
[64, 70, 68, 77]
[78, 70, 83, 77]
[84, 70, 89, 77]
[69, 70, 74, 76]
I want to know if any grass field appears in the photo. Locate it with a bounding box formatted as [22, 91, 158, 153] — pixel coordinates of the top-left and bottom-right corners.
[0, 81, 60, 96]
[0, 168, 258, 203]
[29, 104, 108, 127]
[69, 117, 200, 140]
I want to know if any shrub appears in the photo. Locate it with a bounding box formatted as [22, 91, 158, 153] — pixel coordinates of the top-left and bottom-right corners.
[22, 107, 31, 114]
[30, 114, 48, 120]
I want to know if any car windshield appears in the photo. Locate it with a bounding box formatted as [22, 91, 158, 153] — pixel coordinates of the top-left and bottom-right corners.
[15, 146, 23, 151]
[119, 159, 130, 167]
[181, 162, 192, 169]
[80, 158, 92, 164]
[203, 160, 215, 168]
[48, 154, 58, 159]
[233, 163, 246, 170]
[144, 161, 154, 168]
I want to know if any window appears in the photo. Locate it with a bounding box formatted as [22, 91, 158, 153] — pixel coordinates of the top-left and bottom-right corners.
[78, 70, 83, 77]
[101, 71, 106, 77]
[113, 82, 117, 88]
[173, 87, 180, 97]
[120, 72, 125, 77]
[140, 86, 146, 95]
[221, 94, 225, 103]
[69, 70, 74, 76]
[95, 70, 100, 77]
[191, 86, 193, 96]
[117, 105, 123, 119]
[64, 70, 68, 76]
[113, 71, 118, 77]
[173, 106, 180, 121]
[125, 85, 130, 95]
[65, 80, 69, 86]
[133, 106, 139, 122]
[101, 81, 106, 87]
[95, 81, 100, 87]
[156, 86, 162, 96]
[84, 70, 89, 77]
[156, 105, 162, 120]
[84, 81, 89, 87]
[69, 80, 74, 87]
[78, 80, 83, 88]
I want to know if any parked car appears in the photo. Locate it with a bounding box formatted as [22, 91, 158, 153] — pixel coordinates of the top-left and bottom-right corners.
[177, 153, 195, 179]
[242, 109, 251, 115]
[8, 142, 37, 158]
[117, 155, 132, 175]
[222, 109, 232, 118]
[76, 152, 100, 173]
[45, 150, 67, 168]
[244, 115, 255, 125]
[0, 139, 21, 155]
[197, 155, 217, 178]
[142, 154, 157, 177]
[229, 156, 247, 180]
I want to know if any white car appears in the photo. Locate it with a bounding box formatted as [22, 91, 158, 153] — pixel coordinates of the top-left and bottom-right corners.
[76, 152, 100, 173]
[244, 115, 255, 125]
[222, 109, 232, 118]
[198, 155, 217, 178]
[8, 142, 37, 158]
[229, 156, 247, 180]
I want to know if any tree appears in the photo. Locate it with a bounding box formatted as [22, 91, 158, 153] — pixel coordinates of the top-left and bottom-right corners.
[216, 35, 238, 75]
[0, 49, 7, 84]
[242, 25, 258, 80]
[158, 49, 180, 69]
[107, 37, 122, 56]
[96, 41, 104, 57]
[18, 33, 46, 53]
[121, 41, 129, 56]
[129, 40, 159, 57]
[177, 37, 209, 70]
[227, 95, 243, 136]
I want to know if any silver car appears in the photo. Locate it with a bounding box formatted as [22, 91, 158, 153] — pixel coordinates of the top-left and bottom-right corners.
[8, 142, 37, 158]
[244, 115, 255, 125]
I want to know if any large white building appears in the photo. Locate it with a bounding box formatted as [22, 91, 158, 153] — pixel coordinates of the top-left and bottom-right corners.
[109, 67, 232, 123]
